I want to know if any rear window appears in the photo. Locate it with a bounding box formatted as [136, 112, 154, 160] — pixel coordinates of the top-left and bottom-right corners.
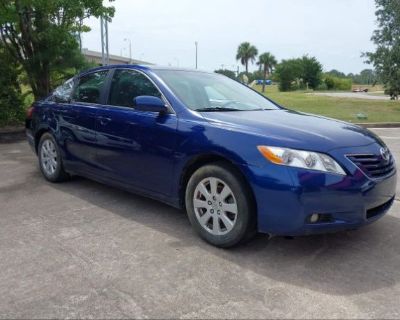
[50, 78, 75, 102]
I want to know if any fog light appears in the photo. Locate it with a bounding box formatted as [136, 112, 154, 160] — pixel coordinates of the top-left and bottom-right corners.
[309, 214, 320, 223]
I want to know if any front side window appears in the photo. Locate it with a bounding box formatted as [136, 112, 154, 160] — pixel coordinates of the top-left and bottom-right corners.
[72, 70, 108, 104]
[109, 69, 161, 108]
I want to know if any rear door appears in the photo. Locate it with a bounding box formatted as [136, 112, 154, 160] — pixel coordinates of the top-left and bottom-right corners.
[62, 70, 109, 172]
[94, 68, 178, 196]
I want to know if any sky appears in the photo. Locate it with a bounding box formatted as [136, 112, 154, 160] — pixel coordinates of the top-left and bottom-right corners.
[81, 0, 378, 74]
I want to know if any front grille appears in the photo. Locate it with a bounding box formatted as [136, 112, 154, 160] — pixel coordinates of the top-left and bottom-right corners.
[347, 153, 396, 178]
[366, 197, 395, 219]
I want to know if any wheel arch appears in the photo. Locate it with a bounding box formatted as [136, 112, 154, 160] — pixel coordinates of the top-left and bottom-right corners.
[34, 128, 50, 153]
[178, 153, 257, 212]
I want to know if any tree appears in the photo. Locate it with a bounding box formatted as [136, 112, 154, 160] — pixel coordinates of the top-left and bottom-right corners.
[275, 59, 302, 91]
[358, 70, 372, 85]
[257, 52, 277, 92]
[351, 69, 378, 85]
[275, 56, 322, 92]
[364, 0, 400, 99]
[0, 44, 24, 126]
[326, 69, 347, 78]
[359, 69, 377, 84]
[236, 42, 258, 75]
[215, 69, 237, 80]
[300, 55, 322, 90]
[0, 0, 115, 100]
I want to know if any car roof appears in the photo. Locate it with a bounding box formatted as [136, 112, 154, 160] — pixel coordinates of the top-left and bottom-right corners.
[78, 64, 212, 77]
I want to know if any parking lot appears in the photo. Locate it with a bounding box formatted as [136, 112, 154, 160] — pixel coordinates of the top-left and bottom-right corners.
[0, 128, 399, 319]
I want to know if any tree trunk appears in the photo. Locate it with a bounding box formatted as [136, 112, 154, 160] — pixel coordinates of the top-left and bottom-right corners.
[36, 63, 51, 99]
[262, 65, 267, 93]
[245, 61, 249, 75]
[25, 64, 51, 100]
[8, 2, 51, 100]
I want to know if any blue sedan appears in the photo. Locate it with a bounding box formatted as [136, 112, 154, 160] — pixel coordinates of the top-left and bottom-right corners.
[26, 65, 397, 247]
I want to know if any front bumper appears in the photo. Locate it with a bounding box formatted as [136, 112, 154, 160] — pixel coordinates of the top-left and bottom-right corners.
[243, 143, 397, 236]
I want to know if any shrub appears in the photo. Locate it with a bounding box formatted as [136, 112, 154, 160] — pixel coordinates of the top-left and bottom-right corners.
[275, 56, 322, 91]
[0, 46, 25, 127]
[324, 76, 352, 91]
[334, 78, 352, 90]
[215, 69, 237, 80]
[300, 55, 323, 90]
[275, 59, 302, 91]
[316, 82, 328, 91]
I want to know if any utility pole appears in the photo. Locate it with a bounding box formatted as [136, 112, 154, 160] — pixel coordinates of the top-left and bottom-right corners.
[174, 57, 180, 67]
[100, 16, 110, 65]
[124, 38, 132, 63]
[195, 41, 198, 69]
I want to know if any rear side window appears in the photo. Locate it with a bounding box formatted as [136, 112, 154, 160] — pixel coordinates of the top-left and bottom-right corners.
[108, 69, 161, 108]
[51, 78, 75, 102]
[73, 70, 108, 104]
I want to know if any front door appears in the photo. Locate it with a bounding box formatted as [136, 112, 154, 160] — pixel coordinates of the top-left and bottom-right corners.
[94, 69, 178, 196]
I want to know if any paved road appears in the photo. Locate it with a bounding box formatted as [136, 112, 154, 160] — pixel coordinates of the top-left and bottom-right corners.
[311, 92, 391, 101]
[0, 129, 399, 319]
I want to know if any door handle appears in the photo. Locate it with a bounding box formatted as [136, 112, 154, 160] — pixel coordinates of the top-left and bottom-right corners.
[98, 116, 112, 126]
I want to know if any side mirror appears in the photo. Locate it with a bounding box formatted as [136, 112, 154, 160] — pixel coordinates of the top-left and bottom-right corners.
[133, 96, 168, 113]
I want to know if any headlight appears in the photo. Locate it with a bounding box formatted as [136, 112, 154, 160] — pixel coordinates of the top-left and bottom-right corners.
[257, 146, 346, 175]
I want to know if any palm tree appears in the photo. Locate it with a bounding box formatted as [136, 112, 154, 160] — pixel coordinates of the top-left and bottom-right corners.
[257, 52, 277, 92]
[236, 42, 258, 75]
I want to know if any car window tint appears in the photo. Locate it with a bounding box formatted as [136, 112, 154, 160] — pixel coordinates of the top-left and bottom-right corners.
[109, 69, 161, 108]
[73, 70, 108, 104]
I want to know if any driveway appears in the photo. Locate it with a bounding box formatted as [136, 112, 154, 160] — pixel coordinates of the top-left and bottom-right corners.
[310, 92, 391, 100]
[0, 129, 399, 319]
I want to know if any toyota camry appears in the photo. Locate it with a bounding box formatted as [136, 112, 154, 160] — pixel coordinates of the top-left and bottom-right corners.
[26, 65, 397, 247]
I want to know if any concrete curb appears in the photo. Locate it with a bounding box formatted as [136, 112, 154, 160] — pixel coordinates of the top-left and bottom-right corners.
[356, 122, 400, 128]
[0, 126, 25, 143]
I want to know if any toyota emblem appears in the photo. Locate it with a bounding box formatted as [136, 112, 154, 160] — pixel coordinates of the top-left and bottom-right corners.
[380, 147, 390, 162]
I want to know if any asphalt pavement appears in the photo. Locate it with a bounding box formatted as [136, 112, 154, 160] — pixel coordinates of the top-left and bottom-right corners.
[0, 128, 399, 319]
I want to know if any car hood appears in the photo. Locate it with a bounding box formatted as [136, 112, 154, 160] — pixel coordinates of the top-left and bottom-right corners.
[200, 109, 382, 152]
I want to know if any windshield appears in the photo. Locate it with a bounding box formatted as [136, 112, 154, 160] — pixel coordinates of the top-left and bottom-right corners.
[155, 70, 280, 111]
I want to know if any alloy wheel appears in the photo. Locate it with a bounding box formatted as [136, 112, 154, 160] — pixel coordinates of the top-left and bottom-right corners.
[193, 177, 238, 235]
[40, 139, 58, 176]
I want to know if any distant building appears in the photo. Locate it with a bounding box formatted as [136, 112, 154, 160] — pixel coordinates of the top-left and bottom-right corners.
[82, 48, 152, 66]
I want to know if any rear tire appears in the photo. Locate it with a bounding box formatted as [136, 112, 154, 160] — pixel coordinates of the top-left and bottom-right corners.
[38, 133, 69, 182]
[185, 162, 256, 248]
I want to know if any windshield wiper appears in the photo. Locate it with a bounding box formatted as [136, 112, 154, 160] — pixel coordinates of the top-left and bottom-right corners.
[195, 107, 242, 112]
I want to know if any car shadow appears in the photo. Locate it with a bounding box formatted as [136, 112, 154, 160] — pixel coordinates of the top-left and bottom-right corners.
[49, 175, 400, 297]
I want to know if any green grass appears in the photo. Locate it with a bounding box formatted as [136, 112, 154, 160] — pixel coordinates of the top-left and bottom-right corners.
[255, 85, 400, 123]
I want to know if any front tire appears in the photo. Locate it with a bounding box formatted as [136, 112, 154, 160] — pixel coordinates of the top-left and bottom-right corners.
[38, 133, 69, 182]
[185, 162, 256, 248]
